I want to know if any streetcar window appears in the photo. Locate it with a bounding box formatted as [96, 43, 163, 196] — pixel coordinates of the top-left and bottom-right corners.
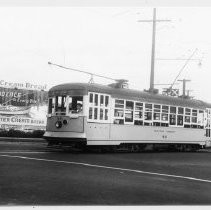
[126, 101, 134, 110]
[125, 110, 133, 122]
[161, 113, 168, 121]
[153, 122, 161, 126]
[94, 108, 98, 119]
[162, 105, 169, 113]
[114, 99, 124, 124]
[170, 106, 176, 114]
[105, 96, 109, 107]
[94, 94, 98, 106]
[100, 108, 103, 120]
[154, 104, 161, 112]
[89, 93, 93, 103]
[198, 110, 204, 128]
[134, 102, 143, 121]
[89, 107, 93, 119]
[100, 95, 104, 106]
[55, 96, 66, 115]
[114, 119, 124, 124]
[177, 107, 184, 126]
[145, 103, 152, 111]
[134, 120, 143, 125]
[115, 99, 124, 108]
[178, 107, 184, 114]
[184, 108, 191, 127]
[153, 104, 161, 121]
[154, 113, 160, 120]
[191, 124, 198, 128]
[170, 114, 176, 125]
[144, 121, 152, 126]
[125, 101, 134, 123]
[88, 92, 110, 122]
[145, 103, 152, 121]
[145, 112, 152, 121]
[169, 106, 176, 125]
[105, 109, 108, 120]
[192, 109, 197, 116]
[177, 115, 183, 126]
[185, 116, 191, 123]
[161, 105, 169, 125]
[52, 97, 55, 111]
[48, 98, 53, 114]
[58, 96, 62, 107]
[114, 109, 124, 117]
[68, 96, 83, 114]
[135, 102, 143, 111]
[192, 117, 197, 123]
[192, 109, 198, 123]
[47, 97, 56, 114]
[206, 128, 211, 137]
[185, 108, 191, 115]
[135, 111, 142, 119]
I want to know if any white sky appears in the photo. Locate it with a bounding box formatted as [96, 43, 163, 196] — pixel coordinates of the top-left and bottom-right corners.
[0, 7, 211, 102]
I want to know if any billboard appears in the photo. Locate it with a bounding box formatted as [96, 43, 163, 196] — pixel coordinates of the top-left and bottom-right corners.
[0, 80, 48, 131]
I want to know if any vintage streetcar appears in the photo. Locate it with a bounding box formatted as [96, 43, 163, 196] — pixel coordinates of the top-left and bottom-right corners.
[44, 80, 211, 152]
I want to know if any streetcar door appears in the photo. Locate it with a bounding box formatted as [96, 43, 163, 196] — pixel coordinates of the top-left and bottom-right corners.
[205, 108, 211, 138]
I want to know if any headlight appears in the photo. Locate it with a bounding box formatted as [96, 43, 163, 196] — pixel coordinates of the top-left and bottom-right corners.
[63, 119, 68, 125]
[55, 121, 62, 128]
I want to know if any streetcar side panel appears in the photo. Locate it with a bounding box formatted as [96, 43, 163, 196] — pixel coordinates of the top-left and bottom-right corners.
[84, 122, 206, 146]
[109, 125, 206, 145]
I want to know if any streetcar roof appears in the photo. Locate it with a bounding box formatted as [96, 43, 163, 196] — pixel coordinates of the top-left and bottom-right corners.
[49, 82, 211, 109]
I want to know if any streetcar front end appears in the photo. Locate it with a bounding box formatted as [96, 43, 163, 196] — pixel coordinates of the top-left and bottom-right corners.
[44, 85, 87, 146]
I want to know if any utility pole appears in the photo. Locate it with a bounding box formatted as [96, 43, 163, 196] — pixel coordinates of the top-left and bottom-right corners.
[186, 90, 193, 98]
[178, 79, 191, 98]
[150, 8, 156, 92]
[138, 8, 171, 93]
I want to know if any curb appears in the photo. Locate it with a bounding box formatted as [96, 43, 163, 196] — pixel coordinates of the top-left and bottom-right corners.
[0, 137, 46, 143]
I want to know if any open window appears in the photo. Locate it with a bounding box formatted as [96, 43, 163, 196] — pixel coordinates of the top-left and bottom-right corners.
[161, 105, 169, 127]
[68, 96, 83, 114]
[198, 110, 204, 128]
[177, 107, 184, 126]
[125, 100, 134, 123]
[169, 106, 176, 125]
[153, 104, 161, 126]
[54, 96, 67, 115]
[48, 95, 83, 116]
[144, 103, 152, 126]
[113, 99, 124, 124]
[134, 102, 143, 125]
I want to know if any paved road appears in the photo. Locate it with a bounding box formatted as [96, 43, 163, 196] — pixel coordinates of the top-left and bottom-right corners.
[1, 140, 211, 205]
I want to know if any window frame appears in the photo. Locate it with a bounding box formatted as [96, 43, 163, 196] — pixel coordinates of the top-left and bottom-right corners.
[88, 92, 110, 123]
[169, 106, 177, 126]
[176, 107, 184, 127]
[124, 100, 134, 124]
[113, 98, 125, 125]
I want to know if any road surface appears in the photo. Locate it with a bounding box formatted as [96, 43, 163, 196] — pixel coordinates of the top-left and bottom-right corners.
[0, 139, 211, 205]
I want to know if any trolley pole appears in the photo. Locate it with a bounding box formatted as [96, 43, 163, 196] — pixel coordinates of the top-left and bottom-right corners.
[138, 8, 171, 93]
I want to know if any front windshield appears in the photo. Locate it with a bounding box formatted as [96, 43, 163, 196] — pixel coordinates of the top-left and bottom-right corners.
[48, 95, 83, 115]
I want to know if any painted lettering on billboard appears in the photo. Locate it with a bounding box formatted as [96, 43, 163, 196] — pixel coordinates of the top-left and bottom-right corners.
[0, 83, 48, 131]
